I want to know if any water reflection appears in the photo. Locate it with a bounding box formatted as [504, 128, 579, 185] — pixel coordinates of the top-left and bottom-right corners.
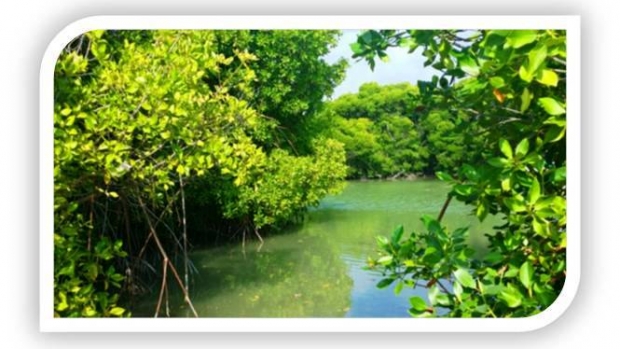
[133, 180, 498, 317]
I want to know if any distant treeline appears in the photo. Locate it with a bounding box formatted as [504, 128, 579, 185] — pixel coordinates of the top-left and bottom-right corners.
[319, 81, 485, 179]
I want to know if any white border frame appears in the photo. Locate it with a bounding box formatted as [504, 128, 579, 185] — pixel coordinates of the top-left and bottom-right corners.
[40, 15, 580, 332]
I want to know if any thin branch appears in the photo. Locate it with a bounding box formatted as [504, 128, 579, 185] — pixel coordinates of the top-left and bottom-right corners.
[472, 117, 522, 137]
[463, 108, 480, 116]
[552, 57, 566, 66]
[135, 189, 186, 258]
[130, 95, 148, 120]
[136, 189, 181, 259]
[88, 195, 94, 252]
[242, 227, 247, 258]
[165, 282, 170, 317]
[436, 279, 451, 295]
[254, 226, 264, 252]
[137, 195, 198, 317]
[437, 194, 453, 223]
[180, 174, 190, 293]
[498, 106, 525, 115]
[154, 260, 168, 318]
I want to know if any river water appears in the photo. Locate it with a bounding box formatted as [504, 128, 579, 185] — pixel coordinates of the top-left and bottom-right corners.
[133, 180, 498, 317]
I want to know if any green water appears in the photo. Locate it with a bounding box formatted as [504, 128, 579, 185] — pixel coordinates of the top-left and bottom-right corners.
[133, 180, 498, 317]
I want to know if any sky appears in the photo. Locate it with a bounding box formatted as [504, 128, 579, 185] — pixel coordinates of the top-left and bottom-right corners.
[323, 30, 439, 99]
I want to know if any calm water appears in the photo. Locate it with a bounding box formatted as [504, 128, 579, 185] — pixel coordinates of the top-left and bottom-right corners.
[133, 180, 498, 317]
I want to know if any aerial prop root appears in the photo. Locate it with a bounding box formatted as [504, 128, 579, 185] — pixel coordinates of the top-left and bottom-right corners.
[137, 196, 199, 317]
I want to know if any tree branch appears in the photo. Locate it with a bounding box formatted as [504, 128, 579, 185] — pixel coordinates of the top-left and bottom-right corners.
[437, 194, 453, 223]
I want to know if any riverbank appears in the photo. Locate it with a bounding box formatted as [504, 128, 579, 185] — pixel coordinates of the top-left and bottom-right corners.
[354, 172, 435, 182]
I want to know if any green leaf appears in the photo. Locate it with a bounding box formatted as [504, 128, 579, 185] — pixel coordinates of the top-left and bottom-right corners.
[421, 215, 441, 235]
[535, 207, 556, 219]
[544, 125, 566, 143]
[83, 307, 97, 317]
[538, 97, 566, 115]
[520, 88, 533, 112]
[519, 65, 534, 83]
[454, 184, 475, 196]
[488, 30, 511, 37]
[458, 54, 480, 76]
[499, 284, 523, 308]
[403, 259, 416, 267]
[409, 296, 428, 312]
[398, 37, 417, 49]
[435, 171, 453, 182]
[360, 30, 379, 45]
[505, 30, 538, 48]
[484, 250, 504, 264]
[481, 284, 504, 296]
[551, 167, 567, 183]
[543, 115, 566, 126]
[527, 44, 548, 76]
[476, 203, 488, 222]
[536, 69, 559, 87]
[533, 218, 550, 237]
[86, 263, 98, 281]
[57, 292, 69, 311]
[84, 116, 95, 130]
[394, 280, 404, 295]
[501, 177, 512, 191]
[109, 307, 125, 316]
[376, 278, 395, 289]
[489, 76, 505, 88]
[560, 233, 567, 249]
[504, 196, 527, 212]
[519, 261, 534, 290]
[515, 138, 530, 158]
[428, 284, 451, 307]
[488, 157, 509, 168]
[528, 178, 541, 204]
[454, 267, 476, 289]
[377, 255, 394, 266]
[350, 42, 363, 55]
[422, 247, 442, 264]
[91, 41, 108, 60]
[57, 264, 75, 277]
[439, 77, 449, 88]
[499, 139, 513, 159]
[535, 289, 558, 308]
[398, 240, 413, 258]
[453, 281, 464, 302]
[504, 265, 519, 278]
[87, 30, 105, 39]
[376, 235, 389, 249]
[391, 225, 404, 245]
[552, 196, 567, 213]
